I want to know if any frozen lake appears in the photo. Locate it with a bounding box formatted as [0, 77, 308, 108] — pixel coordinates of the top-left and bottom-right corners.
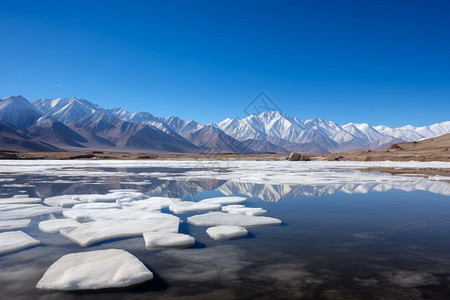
[1, 160, 450, 299]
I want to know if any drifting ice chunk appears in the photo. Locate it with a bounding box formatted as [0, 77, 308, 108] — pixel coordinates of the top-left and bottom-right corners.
[169, 201, 221, 214]
[0, 219, 31, 230]
[72, 203, 120, 210]
[0, 231, 40, 254]
[60, 219, 180, 246]
[43, 196, 81, 208]
[206, 225, 248, 240]
[0, 196, 42, 204]
[199, 196, 247, 205]
[222, 205, 267, 216]
[143, 232, 195, 250]
[73, 192, 145, 203]
[36, 249, 153, 290]
[39, 219, 80, 233]
[0, 204, 61, 220]
[120, 197, 179, 211]
[188, 212, 281, 227]
[63, 208, 180, 222]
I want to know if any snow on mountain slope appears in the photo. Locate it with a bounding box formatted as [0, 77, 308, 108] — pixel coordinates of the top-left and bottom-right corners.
[158, 116, 203, 136]
[20, 116, 88, 149]
[183, 124, 255, 153]
[108, 108, 185, 139]
[217, 111, 450, 153]
[1, 95, 448, 154]
[0, 96, 42, 129]
[70, 112, 201, 153]
[159, 116, 254, 153]
[32, 97, 107, 124]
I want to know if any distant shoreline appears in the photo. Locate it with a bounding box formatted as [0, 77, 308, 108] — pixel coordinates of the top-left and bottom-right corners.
[1, 150, 449, 181]
[1, 149, 449, 162]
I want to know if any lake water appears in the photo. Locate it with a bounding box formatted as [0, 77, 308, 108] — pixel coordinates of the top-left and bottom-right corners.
[1, 160, 450, 299]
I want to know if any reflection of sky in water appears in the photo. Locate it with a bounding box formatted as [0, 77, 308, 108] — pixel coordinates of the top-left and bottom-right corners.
[0, 161, 450, 299]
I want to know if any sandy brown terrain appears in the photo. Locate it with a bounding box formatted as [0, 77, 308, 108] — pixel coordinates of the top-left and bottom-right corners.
[3, 134, 449, 161]
[321, 133, 450, 162]
[0, 150, 288, 161]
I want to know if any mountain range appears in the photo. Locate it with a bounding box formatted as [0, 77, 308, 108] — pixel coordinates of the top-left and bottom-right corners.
[0, 95, 449, 154]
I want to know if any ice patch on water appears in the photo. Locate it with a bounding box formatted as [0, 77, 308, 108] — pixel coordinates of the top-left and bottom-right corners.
[63, 208, 180, 222]
[428, 175, 450, 181]
[188, 212, 281, 227]
[38, 219, 80, 233]
[108, 189, 139, 193]
[0, 204, 61, 220]
[43, 195, 81, 208]
[120, 197, 179, 212]
[0, 196, 42, 204]
[222, 205, 267, 216]
[60, 219, 180, 246]
[206, 225, 248, 240]
[72, 203, 120, 210]
[143, 232, 195, 250]
[73, 191, 145, 203]
[169, 201, 221, 214]
[0, 219, 31, 230]
[36, 249, 153, 290]
[199, 196, 247, 205]
[0, 231, 40, 254]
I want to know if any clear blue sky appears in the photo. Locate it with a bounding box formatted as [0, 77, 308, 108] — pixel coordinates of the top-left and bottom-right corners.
[1, 0, 449, 127]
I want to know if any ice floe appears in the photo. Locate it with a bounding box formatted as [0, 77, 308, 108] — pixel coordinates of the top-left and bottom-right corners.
[73, 191, 145, 203]
[188, 212, 281, 227]
[119, 197, 179, 211]
[222, 205, 267, 216]
[36, 249, 153, 290]
[143, 232, 195, 250]
[0, 231, 40, 254]
[0, 219, 31, 230]
[39, 219, 80, 233]
[1, 160, 450, 195]
[72, 203, 120, 210]
[206, 225, 248, 240]
[60, 219, 180, 246]
[0, 204, 61, 220]
[63, 208, 180, 222]
[199, 196, 247, 205]
[0, 196, 42, 204]
[169, 201, 221, 214]
[43, 195, 81, 208]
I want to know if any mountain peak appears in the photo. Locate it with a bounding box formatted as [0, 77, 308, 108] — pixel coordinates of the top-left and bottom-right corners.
[0, 95, 42, 129]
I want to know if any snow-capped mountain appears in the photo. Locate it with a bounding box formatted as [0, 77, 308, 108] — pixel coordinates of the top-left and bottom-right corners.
[160, 116, 255, 153]
[69, 112, 201, 153]
[32, 97, 107, 124]
[107, 108, 181, 138]
[216, 111, 450, 153]
[0, 96, 42, 129]
[0, 95, 448, 154]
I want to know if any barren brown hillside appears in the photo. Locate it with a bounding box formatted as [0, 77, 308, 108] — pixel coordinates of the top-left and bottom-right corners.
[323, 133, 450, 162]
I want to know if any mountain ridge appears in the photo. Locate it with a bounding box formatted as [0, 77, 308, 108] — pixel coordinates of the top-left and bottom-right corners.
[0, 95, 449, 154]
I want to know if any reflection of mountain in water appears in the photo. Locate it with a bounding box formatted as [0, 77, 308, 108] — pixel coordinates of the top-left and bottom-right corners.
[217, 178, 450, 202]
[17, 172, 450, 202]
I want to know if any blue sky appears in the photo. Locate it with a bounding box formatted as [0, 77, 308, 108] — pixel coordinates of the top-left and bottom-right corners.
[1, 0, 449, 127]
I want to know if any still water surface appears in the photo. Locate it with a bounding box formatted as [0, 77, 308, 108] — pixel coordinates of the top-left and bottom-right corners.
[0, 161, 450, 299]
